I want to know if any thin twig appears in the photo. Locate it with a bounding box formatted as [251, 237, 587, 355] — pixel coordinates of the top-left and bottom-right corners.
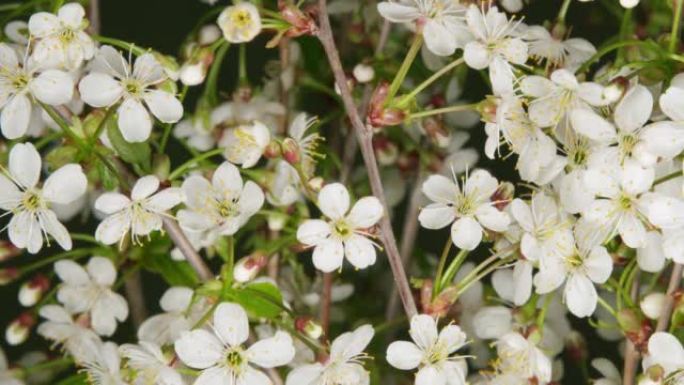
[317, 0, 417, 318]
[162, 218, 213, 281]
[87, 0, 100, 35]
[386, 174, 424, 319]
[320, 272, 333, 339]
[124, 269, 147, 328]
[622, 272, 640, 385]
[656, 263, 683, 332]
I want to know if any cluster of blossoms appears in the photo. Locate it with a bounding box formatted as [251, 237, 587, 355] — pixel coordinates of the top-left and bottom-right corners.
[1, 0, 684, 385]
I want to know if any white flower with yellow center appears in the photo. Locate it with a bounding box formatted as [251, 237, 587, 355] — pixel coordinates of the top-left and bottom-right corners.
[418, 169, 510, 251]
[219, 121, 271, 168]
[28, 3, 95, 70]
[495, 332, 552, 383]
[36, 305, 101, 364]
[296, 183, 384, 272]
[78, 45, 184, 143]
[0, 143, 87, 254]
[174, 302, 295, 385]
[217, 2, 262, 43]
[0, 43, 74, 139]
[178, 161, 264, 236]
[119, 341, 183, 385]
[386, 314, 469, 385]
[286, 324, 375, 385]
[94, 175, 183, 246]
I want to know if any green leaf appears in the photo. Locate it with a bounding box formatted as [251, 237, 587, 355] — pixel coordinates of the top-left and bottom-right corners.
[46, 146, 79, 171]
[55, 373, 88, 385]
[106, 118, 151, 170]
[225, 281, 284, 319]
[134, 236, 200, 286]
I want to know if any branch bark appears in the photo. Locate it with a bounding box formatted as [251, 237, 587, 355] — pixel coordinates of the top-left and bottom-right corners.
[656, 262, 683, 332]
[623, 272, 641, 385]
[162, 217, 214, 281]
[317, 1, 418, 318]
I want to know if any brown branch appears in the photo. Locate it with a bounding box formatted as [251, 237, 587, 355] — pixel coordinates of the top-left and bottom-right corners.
[320, 272, 333, 339]
[124, 269, 147, 327]
[162, 218, 214, 281]
[623, 272, 641, 385]
[87, 0, 100, 35]
[317, 1, 418, 318]
[656, 262, 683, 332]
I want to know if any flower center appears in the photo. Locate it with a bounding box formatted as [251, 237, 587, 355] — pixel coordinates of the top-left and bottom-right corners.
[21, 191, 43, 212]
[123, 79, 143, 98]
[424, 343, 448, 365]
[231, 10, 254, 30]
[225, 349, 245, 374]
[618, 194, 632, 210]
[11, 72, 30, 91]
[619, 133, 638, 158]
[216, 198, 238, 218]
[565, 253, 583, 270]
[332, 220, 352, 240]
[59, 28, 76, 43]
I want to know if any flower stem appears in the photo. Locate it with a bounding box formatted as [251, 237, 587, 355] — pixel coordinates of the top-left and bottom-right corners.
[203, 41, 230, 105]
[386, 35, 423, 105]
[671, 0, 684, 53]
[409, 103, 479, 120]
[558, 0, 572, 22]
[168, 148, 224, 181]
[439, 248, 469, 292]
[656, 263, 683, 332]
[396, 58, 464, 109]
[433, 239, 453, 297]
[92, 35, 147, 56]
[239, 43, 248, 86]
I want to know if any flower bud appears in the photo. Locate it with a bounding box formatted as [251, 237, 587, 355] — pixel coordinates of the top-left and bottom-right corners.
[308, 177, 324, 192]
[267, 212, 288, 232]
[198, 25, 221, 46]
[603, 78, 627, 103]
[281, 138, 301, 165]
[617, 308, 641, 333]
[279, 2, 318, 38]
[6, 312, 35, 345]
[640, 293, 666, 320]
[565, 331, 587, 364]
[368, 82, 407, 127]
[295, 316, 323, 340]
[180, 62, 207, 86]
[373, 136, 399, 166]
[18, 274, 50, 307]
[491, 182, 515, 211]
[477, 97, 498, 123]
[263, 140, 282, 159]
[353, 63, 375, 84]
[233, 253, 268, 283]
[0, 241, 21, 262]
[0, 267, 19, 285]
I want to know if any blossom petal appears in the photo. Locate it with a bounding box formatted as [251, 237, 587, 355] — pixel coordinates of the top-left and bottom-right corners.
[9, 142, 41, 189]
[174, 330, 224, 369]
[43, 164, 87, 204]
[117, 98, 152, 142]
[409, 314, 438, 351]
[246, 331, 295, 368]
[40, 209, 71, 250]
[422, 174, 458, 204]
[214, 302, 249, 347]
[416, 366, 447, 385]
[143, 90, 183, 123]
[451, 216, 483, 250]
[347, 197, 383, 228]
[2, 94, 32, 140]
[132, 175, 160, 200]
[570, 109, 616, 143]
[94, 193, 130, 214]
[312, 239, 344, 273]
[28, 12, 59, 37]
[318, 183, 350, 220]
[344, 234, 376, 270]
[424, 20, 457, 57]
[564, 273, 597, 317]
[30, 70, 73, 106]
[419, 203, 456, 229]
[95, 211, 131, 245]
[376, 2, 420, 22]
[614, 84, 652, 133]
[86, 256, 117, 286]
[78, 73, 123, 108]
[297, 219, 331, 246]
[475, 205, 510, 232]
[386, 341, 422, 370]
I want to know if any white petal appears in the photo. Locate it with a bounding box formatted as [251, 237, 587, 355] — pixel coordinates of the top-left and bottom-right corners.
[43, 164, 87, 204]
[318, 183, 350, 220]
[160, 286, 194, 312]
[648, 332, 684, 373]
[144, 90, 183, 123]
[438, 324, 467, 354]
[409, 314, 438, 350]
[637, 231, 666, 273]
[30, 70, 73, 106]
[422, 174, 458, 204]
[2, 94, 32, 139]
[660, 85, 684, 121]
[174, 330, 224, 369]
[450, 217, 483, 250]
[570, 109, 616, 143]
[475, 205, 510, 232]
[55, 259, 90, 285]
[424, 20, 457, 57]
[614, 84, 652, 133]
[117, 98, 152, 143]
[95, 211, 131, 245]
[86, 256, 117, 286]
[58, 3, 85, 27]
[520, 76, 554, 97]
[133, 53, 165, 84]
[386, 341, 422, 370]
[641, 121, 684, 159]
[312, 239, 344, 273]
[510, 198, 533, 231]
[212, 161, 243, 195]
[9, 142, 41, 188]
[297, 220, 331, 246]
[617, 213, 646, 248]
[564, 273, 597, 317]
[132, 175, 160, 200]
[584, 246, 612, 283]
[464, 169, 498, 200]
[194, 367, 232, 385]
[419, 203, 456, 229]
[344, 234, 376, 270]
[40, 209, 71, 250]
[214, 302, 249, 347]
[78, 73, 123, 108]
[330, 324, 374, 360]
[376, 2, 420, 22]
[146, 188, 183, 212]
[463, 42, 490, 70]
[416, 366, 447, 385]
[347, 197, 383, 228]
[285, 364, 324, 385]
[246, 331, 295, 368]
[28, 12, 59, 37]
[94, 193, 130, 214]
[237, 368, 271, 385]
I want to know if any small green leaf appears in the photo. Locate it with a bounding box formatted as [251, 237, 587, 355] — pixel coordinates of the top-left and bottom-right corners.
[106, 118, 151, 170]
[226, 281, 284, 319]
[55, 373, 88, 385]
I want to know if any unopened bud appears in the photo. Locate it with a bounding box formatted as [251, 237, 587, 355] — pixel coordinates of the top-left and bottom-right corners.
[263, 141, 282, 159]
[295, 316, 323, 339]
[309, 177, 324, 192]
[19, 274, 50, 307]
[640, 293, 666, 320]
[6, 312, 35, 345]
[281, 138, 301, 164]
[477, 97, 498, 123]
[617, 308, 641, 333]
[353, 63, 375, 84]
[267, 212, 288, 231]
[198, 25, 221, 46]
[491, 182, 515, 211]
[368, 82, 407, 127]
[0, 267, 19, 285]
[565, 331, 587, 363]
[373, 136, 399, 166]
[279, 3, 318, 37]
[233, 253, 268, 283]
[0, 241, 20, 262]
[180, 62, 207, 86]
[421, 117, 450, 148]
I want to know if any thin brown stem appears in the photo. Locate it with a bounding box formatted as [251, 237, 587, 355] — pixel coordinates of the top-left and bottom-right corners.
[320, 272, 333, 339]
[87, 0, 100, 35]
[317, 0, 417, 318]
[656, 263, 683, 332]
[124, 269, 147, 328]
[622, 272, 640, 385]
[162, 218, 213, 281]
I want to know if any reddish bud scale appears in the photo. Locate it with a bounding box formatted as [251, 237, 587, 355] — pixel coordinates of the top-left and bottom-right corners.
[367, 82, 406, 127]
[281, 138, 301, 164]
[0, 267, 19, 285]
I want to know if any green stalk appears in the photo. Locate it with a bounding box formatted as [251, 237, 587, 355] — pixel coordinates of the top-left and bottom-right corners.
[92, 35, 147, 56]
[168, 148, 224, 180]
[439, 248, 469, 290]
[671, 0, 684, 53]
[203, 41, 230, 105]
[238, 44, 248, 86]
[396, 58, 464, 109]
[385, 35, 423, 104]
[557, 0, 572, 22]
[433, 239, 452, 297]
[409, 103, 479, 120]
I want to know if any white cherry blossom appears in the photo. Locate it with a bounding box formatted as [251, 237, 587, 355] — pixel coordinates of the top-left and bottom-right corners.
[217, 2, 262, 43]
[94, 175, 183, 246]
[495, 332, 552, 383]
[219, 120, 271, 168]
[174, 302, 295, 385]
[0, 43, 74, 139]
[418, 170, 510, 250]
[81, 341, 125, 385]
[138, 286, 201, 345]
[55, 256, 129, 336]
[28, 3, 95, 70]
[640, 332, 684, 385]
[178, 161, 264, 236]
[463, 5, 528, 94]
[79, 45, 183, 142]
[377, 0, 469, 57]
[119, 341, 183, 385]
[386, 314, 469, 385]
[296, 183, 384, 272]
[521, 25, 595, 70]
[37, 304, 101, 363]
[0, 143, 87, 253]
[286, 324, 374, 385]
